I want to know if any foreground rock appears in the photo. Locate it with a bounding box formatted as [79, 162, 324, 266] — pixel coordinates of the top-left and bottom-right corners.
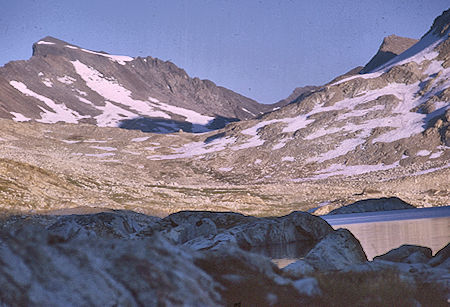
[283, 228, 367, 277]
[326, 197, 415, 215]
[0, 209, 448, 305]
[173, 211, 334, 251]
[0, 211, 330, 306]
[0, 227, 222, 306]
[344, 243, 450, 299]
[373, 244, 432, 263]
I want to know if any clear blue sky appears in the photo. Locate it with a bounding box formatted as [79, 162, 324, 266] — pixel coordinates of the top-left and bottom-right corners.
[0, 1, 448, 103]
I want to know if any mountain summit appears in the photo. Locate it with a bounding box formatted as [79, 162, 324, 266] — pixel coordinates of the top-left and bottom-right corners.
[360, 35, 419, 73]
[0, 36, 269, 133]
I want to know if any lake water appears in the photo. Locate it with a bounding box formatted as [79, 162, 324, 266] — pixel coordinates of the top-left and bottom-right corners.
[272, 206, 450, 267]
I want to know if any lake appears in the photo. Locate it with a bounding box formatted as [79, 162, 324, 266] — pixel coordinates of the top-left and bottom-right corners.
[272, 206, 450, 267]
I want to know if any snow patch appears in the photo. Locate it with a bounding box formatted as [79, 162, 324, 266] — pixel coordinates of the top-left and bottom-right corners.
[71, 60, 170, 126]
[218, 167, 233, 172]
[89, 146, 117, 151]
[65, 45, 79, 50]
[416, 150, 431, 156]
[281, 156, 295, 162]
[57, 75, 76, 85]
[79, 48, 133, 65]
[148, 136, 236, 160]
[131, 137, 150, 142]
[77, 96, 94, 105]
[9, 81, 85, 124]
[429, 151, 443, 159]
[295, 162, 399, 181]
[241, 107, 256, 116]
[156, 102, 214, 126]
[10, 112, 31, 122]
[37, 41, 55, 45]
[42, 78, 53, 87]
[85, 153, 115, 158]
[412, 163, 450, 176]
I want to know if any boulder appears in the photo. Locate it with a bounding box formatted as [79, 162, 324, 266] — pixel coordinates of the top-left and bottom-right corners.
[161, 210, 258, 230]
[194, 246, 313, 306]
[302, 228, 368, 271]
[0, 226, 221, 306]
[373, 245, 432, 263]
[327, 197, 414, 215]
[292, 277, 322, 297]
[183, 211, 334, 252]
[160, 217, 217, 244]
[45, 210, 160, 241]
[283, 260, 315, 278]
[429, 243, 450, 267]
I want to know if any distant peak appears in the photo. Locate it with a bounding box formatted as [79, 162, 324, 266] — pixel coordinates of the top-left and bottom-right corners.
[379, 35, 418, 54]
[32, 36, 78, 57]
[360, 34, 418, 73]
[35, 36, 70, 45]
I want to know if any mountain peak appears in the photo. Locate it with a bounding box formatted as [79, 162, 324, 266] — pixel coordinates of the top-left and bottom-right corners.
[360, 34, 418, 73]
[32, 36, 78, 57]
[379, 35, 418, 54]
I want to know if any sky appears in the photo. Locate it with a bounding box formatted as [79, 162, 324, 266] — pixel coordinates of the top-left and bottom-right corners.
[0, 1, 448, 104]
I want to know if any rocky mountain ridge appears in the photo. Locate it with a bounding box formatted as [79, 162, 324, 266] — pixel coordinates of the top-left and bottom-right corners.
[0, 36, 272, 133]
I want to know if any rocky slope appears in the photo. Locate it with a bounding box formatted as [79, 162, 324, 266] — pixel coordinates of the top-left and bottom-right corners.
[0, 36, 271, 133]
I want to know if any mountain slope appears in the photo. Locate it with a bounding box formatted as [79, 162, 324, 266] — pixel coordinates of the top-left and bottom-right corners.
[0, 36, 268, 133]
[142, 9, 450, 183]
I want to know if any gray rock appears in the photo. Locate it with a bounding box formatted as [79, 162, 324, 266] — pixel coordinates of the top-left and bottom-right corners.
[429, 243, 450, 267]
[46, 210, 160, 240]
[327, 197, 415, 215]
[0, 227, 222, 306]
[283, 259, 315, 278]
[194, 246, 311, 306]
[182, 211, 333, 252]
[303, 228, 368, 271]
[292, 277, 322, 297]
[373, 244, 432, 263]
[161, 217, 217, 245]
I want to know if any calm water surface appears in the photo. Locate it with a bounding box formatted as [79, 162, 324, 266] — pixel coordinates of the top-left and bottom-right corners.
[272, 206, 450, 266]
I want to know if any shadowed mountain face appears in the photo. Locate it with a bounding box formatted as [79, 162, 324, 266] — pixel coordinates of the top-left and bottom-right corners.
[360, 35, 419, 73]
[0, 36, 273, 133]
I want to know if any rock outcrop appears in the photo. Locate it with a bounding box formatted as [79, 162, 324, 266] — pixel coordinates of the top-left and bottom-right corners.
[283, 228, 368, 276]
[327, 197, 415, 215]
[373, 244, 433, 263]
